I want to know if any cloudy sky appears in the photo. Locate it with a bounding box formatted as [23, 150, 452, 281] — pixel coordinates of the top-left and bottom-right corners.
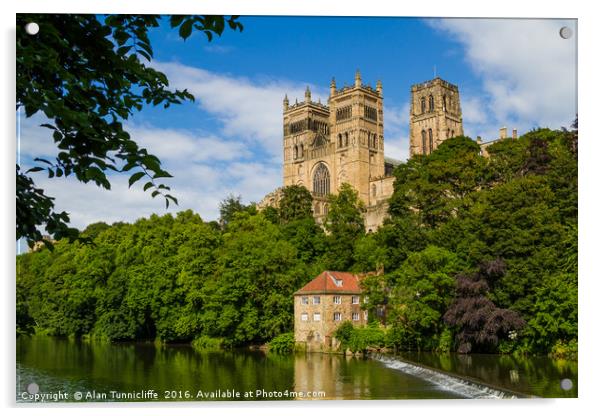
[18, 16, 577, 231]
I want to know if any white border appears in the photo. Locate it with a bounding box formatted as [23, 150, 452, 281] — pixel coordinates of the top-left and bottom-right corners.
[3, 1, 600, 416]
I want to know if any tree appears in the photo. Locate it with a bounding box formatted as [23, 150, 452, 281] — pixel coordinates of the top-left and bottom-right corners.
[386, 246, 464, 350]
[218, 194, 256, 228]
[16, 14, 243, 246]
[323, 183, 365, 270]
[443, 260, 525, 353]
[277, 185, 313, 223]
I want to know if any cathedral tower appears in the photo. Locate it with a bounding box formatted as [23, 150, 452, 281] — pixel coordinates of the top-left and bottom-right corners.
[409, 77, 463, 156]
[282, 71, 384, 217]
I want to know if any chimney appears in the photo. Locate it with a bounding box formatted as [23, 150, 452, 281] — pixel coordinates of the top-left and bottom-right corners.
[512, 128, 518, 139]
[499, 127, 507, 139]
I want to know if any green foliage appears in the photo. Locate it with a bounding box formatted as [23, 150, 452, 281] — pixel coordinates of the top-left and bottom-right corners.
[191, 336, 229, 352]
[16, 125, 577, 356]
[278, 185, 314, 223]
[16, 14, 243, 246]
[324, 183, 365, 270]
[268, 332, 295, 354]
[550, 339, 578, 360]
[334, 322, 386, 353]
[386, 246, 463, 350]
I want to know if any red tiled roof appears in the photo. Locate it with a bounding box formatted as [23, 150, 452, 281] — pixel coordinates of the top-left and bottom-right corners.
[294, 271, 363, 295]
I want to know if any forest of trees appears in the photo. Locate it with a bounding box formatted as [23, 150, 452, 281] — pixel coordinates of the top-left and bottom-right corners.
[16, 127, 578, 357]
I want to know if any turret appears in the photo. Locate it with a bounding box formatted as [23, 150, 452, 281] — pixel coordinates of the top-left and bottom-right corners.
[354, 69, 361, 88]
[304, 86, 311, 103]
[376, 80, 382, 95]
[330, 77, 336, 96]
[283, 94, 289, 111]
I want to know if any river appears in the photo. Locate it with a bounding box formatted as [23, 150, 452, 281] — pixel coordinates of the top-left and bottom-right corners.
[16, 336, 577, 402]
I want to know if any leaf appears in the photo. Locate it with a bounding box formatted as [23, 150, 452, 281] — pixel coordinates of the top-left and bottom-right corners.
[128, 171, 145, 188]
[179, 19, 193, 40]
[143, 181, 153, 191]
[26, 167, 44, 173]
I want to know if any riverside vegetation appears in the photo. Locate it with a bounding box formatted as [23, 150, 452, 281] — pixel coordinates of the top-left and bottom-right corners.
[16, 126, 577, 359]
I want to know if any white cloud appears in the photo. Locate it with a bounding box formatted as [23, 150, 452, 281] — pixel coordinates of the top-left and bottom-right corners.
[384, 103, 410, 161]
[432, 18, 577, 140]
[153, 61, 328, 159]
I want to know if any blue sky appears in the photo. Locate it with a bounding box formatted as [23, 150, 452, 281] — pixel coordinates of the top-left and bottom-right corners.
[18, 16, 577, 232]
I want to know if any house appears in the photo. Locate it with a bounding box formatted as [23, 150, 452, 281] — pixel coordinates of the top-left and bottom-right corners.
[293, 271, 368, 351]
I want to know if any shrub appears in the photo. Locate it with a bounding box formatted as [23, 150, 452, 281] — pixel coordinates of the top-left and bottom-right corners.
[268, 332, 295, 354]
[191, 335, 228, 352]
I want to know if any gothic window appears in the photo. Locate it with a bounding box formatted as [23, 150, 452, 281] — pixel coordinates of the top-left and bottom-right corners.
[443, 95, 447, 112]
[338, 134, 343, 148]
[372, 184, 377, 198]
[447, 128, 450, 138]
[428, 95, 434, 112]
[452, 130, 455, 137]
[421, 130, 427, 155]
[420, 97, 426, 114]
[313, 163, 331, 196]
[294, 145, 298, 159]
[428, 129, 433, 153]
[314, 202, 321, 215]
[300, 144, 304, 158]
[323, 204, 329, 216]
[345, 133, 349, 146]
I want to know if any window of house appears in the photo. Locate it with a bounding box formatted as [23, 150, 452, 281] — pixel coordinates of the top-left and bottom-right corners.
[301, 313, 308, 322]
[313, 313, 321, 322]
[315, 333, 321, 341]
[334, 279, 342, 287]
[352, 312, 359, 321]
[352, 295, 360, 304]
[421, 130, 427, 154]
[313, 296, 320, 305]
[333, 295, 341, 304]
[334, 312, 342, 321]
[363, 311, 369, 321]
[301, 296, 308, 305]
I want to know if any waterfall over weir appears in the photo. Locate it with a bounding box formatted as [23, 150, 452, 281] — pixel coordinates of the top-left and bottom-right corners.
[372, 354, 528, 399]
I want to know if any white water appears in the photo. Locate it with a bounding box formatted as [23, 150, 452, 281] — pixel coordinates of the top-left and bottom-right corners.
[373, 354, 521, 399]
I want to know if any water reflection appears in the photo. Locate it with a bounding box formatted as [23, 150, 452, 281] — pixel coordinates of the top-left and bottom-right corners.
[396, 351, 577, 398]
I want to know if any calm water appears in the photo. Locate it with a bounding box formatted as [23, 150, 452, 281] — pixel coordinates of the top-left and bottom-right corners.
[16, 336, 576, 402]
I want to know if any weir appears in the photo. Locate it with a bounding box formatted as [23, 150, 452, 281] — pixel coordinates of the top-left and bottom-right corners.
[371, 353, 535, 399]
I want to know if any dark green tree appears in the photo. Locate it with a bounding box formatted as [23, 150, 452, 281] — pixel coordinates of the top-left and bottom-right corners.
[278, 185, 313, 223]
[323, 183, 365, 270]
[16, 14, 243, 246]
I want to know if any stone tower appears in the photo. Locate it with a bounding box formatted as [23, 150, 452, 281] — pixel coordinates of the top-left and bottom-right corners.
[282, 70, 384, 217]
[409, 77, 463, 157]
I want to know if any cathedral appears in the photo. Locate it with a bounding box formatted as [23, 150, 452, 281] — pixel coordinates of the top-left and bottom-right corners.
[258, 71, 464, 231]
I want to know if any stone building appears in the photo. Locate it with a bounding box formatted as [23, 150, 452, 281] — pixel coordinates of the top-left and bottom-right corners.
[259, 72, 465, 232]
[409, 77, 464, 157]
[294, 271, 367, 351]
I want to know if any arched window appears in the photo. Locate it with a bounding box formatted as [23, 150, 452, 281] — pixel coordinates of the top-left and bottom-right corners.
[447, 128, 450, 138]
[313, 163, 330, 196]
[428, 95, 434, 112]
[338, 134, 343, 148]
[294, 145, 298, 159]
[323, 204, 329, 216]
[345, 133, 349, 146]
[443, 95, 447, 112]
[314, 203, 321, 215]
[421, 130, 427, 155]
[451, 130, 455, 137]
[420, 97, 426, 114]
[428, 129, 433, 153]
[372, 184, 377, 198]
[300, 144, 304, 158]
